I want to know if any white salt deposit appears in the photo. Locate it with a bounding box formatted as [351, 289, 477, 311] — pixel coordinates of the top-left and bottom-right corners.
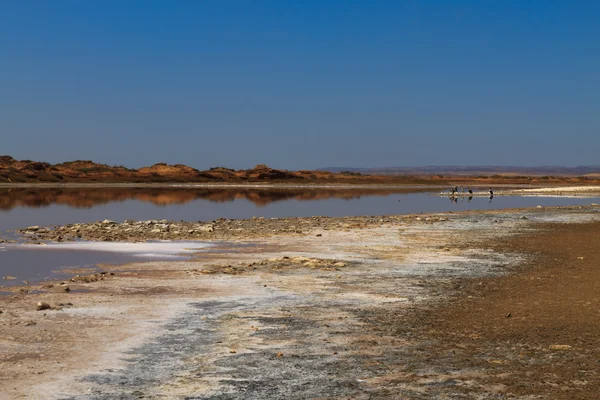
[15, 241, 211, 258]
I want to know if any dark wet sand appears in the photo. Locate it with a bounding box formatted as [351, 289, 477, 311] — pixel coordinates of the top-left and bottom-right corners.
[387, 221, 600, 399]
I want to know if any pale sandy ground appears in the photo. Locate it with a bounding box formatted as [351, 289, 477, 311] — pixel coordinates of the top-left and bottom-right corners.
[1, 205, 599, 399]
[440, 186, 600, 198]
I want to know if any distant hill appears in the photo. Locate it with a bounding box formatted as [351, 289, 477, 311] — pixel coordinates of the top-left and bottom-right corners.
[320, 165, 600, 177]
[0, 156, 433, 184]
[2, 156, 600, 185]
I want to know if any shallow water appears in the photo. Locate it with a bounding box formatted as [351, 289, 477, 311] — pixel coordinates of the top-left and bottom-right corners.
[1, 187, 599, 232]
[1, 187, 599, 286]
[0, 241, 210, 287]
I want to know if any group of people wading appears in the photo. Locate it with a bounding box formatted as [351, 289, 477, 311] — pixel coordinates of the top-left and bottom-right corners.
[448, 186, 494, 203]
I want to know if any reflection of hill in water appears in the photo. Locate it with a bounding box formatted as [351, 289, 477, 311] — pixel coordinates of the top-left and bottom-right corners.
[0, 187, 432, 210]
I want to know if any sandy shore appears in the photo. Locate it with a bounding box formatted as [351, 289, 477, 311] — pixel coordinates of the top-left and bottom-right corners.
[1, 205, 600, 399]
[439, 185, 600, 198]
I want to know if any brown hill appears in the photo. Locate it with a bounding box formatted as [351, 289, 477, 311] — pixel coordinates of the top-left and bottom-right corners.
[1, 155, 600, 186]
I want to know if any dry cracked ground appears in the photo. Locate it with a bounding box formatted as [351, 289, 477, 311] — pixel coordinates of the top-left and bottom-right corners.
[1, 205, 600, 399]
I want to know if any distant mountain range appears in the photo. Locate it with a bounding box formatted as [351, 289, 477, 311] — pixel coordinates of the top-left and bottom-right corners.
[320, 165, 600, 177]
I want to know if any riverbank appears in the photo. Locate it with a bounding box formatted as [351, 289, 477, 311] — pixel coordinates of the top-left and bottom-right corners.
[1, 206, 599, 398]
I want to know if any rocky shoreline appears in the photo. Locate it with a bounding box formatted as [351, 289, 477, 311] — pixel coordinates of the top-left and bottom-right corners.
[13, 204, 598, 245]
[16, 215, 417, 243]
[2, 206, 600, 399]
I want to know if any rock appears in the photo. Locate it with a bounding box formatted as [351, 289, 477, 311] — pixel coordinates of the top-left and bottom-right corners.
[63, 286, 71, 293]
[101, 219, 117, 225]
[520, 216, 528, 219]
[536, 205, 543, 209]
[315, 233, 322, 237]
[591, 203, 598, 206]
[36, 302, 51, 311]
[2, 276, 16, 280]
[415, 217, 422, 221]
[199, 225, 214, 233]
[26, 226, 40, 231]
[333, 262, 346, 268]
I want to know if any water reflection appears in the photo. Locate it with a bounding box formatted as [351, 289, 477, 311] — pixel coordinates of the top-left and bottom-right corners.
[0, 187, 435, 210]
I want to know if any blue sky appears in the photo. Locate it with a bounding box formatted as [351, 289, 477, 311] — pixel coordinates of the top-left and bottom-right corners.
[1, 1, 598, 169]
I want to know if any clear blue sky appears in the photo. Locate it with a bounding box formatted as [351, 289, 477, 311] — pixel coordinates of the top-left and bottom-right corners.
[1, 1, 598, 169]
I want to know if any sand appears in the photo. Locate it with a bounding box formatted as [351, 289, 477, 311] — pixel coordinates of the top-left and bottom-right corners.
[1, 205, 599, 399]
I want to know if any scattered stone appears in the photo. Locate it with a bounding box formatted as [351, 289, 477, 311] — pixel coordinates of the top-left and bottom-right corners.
[36, 302, 51, 311]
[199, 224, 214, 233]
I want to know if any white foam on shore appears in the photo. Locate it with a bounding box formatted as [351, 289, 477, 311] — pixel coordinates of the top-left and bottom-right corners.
[13, 241, 211, 258]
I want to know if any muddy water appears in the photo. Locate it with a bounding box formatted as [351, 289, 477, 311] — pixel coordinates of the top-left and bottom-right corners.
[0, 187, 599, 286]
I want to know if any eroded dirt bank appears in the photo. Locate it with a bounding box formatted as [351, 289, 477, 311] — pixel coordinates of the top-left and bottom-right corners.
[1, 206, 599, 399]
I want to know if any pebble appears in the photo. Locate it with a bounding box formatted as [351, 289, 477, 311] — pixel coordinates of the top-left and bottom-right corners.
[36, 302, 51, 311]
